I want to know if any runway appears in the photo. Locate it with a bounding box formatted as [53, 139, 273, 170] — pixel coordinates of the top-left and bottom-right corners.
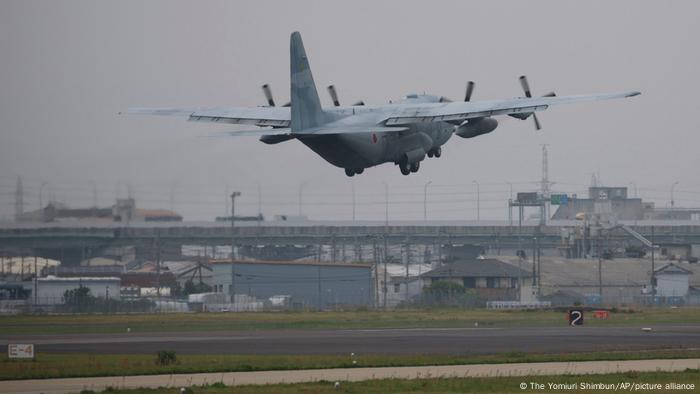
[2, 358, 699, 394]
[2, 325, 699, 355]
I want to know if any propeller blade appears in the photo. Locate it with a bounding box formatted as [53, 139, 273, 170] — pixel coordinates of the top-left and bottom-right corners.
[465, 81, 475, 102]
[518, 75, 532, 98]
[262, 84, 275, 107]
[327, 85, 340, 106]
[533, 113, 542, 130]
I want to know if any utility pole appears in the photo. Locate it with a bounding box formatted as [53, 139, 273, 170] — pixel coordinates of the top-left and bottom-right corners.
[382, 182, 389, 226]
[155, 229, 161, 305]
[90, 181, 98, 208]
[298, 182, 306, 217]
[540, 144, 550, 223]
[39, 182, 48, 210]
[531, 238, 537, 287]
[506, 181, 513, 226]
[423, 181, 432, 221]
[597, 232, 603, 305]
[317, 265, 322, 310]
[225, 185, 230, 218]
[651, 226, 656, 298]
[14, 176, 24, 222]
[373, 237, 378, 308]
[34, 255, 38, 306]
[230, 191, 241, 306]
[670, 181, 679, 209]
[351, 182, 356, 222]
[257, 183, 262, 226]
[383, 237, 388, 310]
[404, 237, 410, 305]
[472, 180, 480, 222]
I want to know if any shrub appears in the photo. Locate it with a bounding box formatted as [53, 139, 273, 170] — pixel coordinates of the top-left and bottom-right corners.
[156, 350, 177, 366]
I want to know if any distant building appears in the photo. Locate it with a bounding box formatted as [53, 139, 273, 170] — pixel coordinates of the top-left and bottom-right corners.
[17, 198, 182, 224]
[210, 259, 372, 310]
[35, 276, 120, 305]
[552, 187, 644, 220]
[654, 263, 692, 299]
[421, 258, 533, 303]
[552, 186, 700, 221]
[378, 263, 432, 308]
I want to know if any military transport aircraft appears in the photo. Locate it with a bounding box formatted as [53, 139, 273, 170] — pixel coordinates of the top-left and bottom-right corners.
[128, 32, 640, 177]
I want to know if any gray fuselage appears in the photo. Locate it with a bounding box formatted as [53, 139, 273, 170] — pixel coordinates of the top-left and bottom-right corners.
[294, 95, 454, 170]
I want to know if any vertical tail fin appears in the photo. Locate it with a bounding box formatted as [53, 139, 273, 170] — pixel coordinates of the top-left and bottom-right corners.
[290, 32, 328, 132]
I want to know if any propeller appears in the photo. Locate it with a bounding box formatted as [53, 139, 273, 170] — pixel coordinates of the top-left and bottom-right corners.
[517, 75, 556, 130]
[464, 81, 475, 102]
[262, 84, 275, 106]
[262, 84, 290, 107]
[327, 85, 340, 106]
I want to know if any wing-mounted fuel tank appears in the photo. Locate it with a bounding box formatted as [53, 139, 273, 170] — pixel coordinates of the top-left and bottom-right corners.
[455, 117, 498, 139]
[260, 135, 295, 144]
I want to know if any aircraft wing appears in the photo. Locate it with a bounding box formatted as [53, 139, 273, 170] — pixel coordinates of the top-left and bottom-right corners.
[125, 106, 291, 128]
[381, 91, 640, 126]
[208, 128, 292, 137]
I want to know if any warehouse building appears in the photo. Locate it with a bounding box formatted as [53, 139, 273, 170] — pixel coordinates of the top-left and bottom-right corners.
[35, 276, 120, 305]
[210, 259, 372, 310]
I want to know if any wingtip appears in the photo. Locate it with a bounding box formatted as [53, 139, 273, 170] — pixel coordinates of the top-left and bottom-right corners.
[628, 91, 641, 97]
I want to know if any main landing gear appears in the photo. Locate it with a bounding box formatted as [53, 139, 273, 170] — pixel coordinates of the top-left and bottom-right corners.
[426, 147, 442, 158]
[399, 161, 420, 176]
[344, 168, 364, 177]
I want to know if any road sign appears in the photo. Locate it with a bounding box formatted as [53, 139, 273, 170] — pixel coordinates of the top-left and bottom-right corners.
[551, 194, 569, 205]
[8, 344, 34, 359]
[516, 192, 539, 204]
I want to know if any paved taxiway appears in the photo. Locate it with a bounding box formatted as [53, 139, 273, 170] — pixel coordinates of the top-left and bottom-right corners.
[2, 358, 699, 394]
[2, 325, 699, 355]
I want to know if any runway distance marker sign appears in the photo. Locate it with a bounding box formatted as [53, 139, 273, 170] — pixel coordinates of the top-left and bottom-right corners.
[568, 309, 584, 326]
[8, 344, 34, 359]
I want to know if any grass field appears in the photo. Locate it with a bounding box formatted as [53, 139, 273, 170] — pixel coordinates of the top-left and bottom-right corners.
[2, 307, 699, 336]
[2, 349, 700, 380]
[74, 369, 700, 394]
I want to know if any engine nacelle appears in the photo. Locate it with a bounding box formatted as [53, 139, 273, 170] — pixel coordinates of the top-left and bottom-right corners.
[455, 117, 498, 139]
[403, 148, 426, 164]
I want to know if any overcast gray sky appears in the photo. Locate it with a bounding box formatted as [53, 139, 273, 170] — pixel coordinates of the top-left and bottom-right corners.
[1, 0, 699, 222]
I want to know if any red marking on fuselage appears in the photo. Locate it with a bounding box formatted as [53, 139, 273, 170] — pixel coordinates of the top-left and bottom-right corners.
[372, 133, 378, 143]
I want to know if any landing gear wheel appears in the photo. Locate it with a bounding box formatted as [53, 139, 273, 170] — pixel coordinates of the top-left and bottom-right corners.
[344, 168, 355, 177]
[355, 168, 364, 174]
[410, 161, 420, 173]
[427, 151, 434, 158]
[434, 147, 442, 158]
[400, 165, 411, 175]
